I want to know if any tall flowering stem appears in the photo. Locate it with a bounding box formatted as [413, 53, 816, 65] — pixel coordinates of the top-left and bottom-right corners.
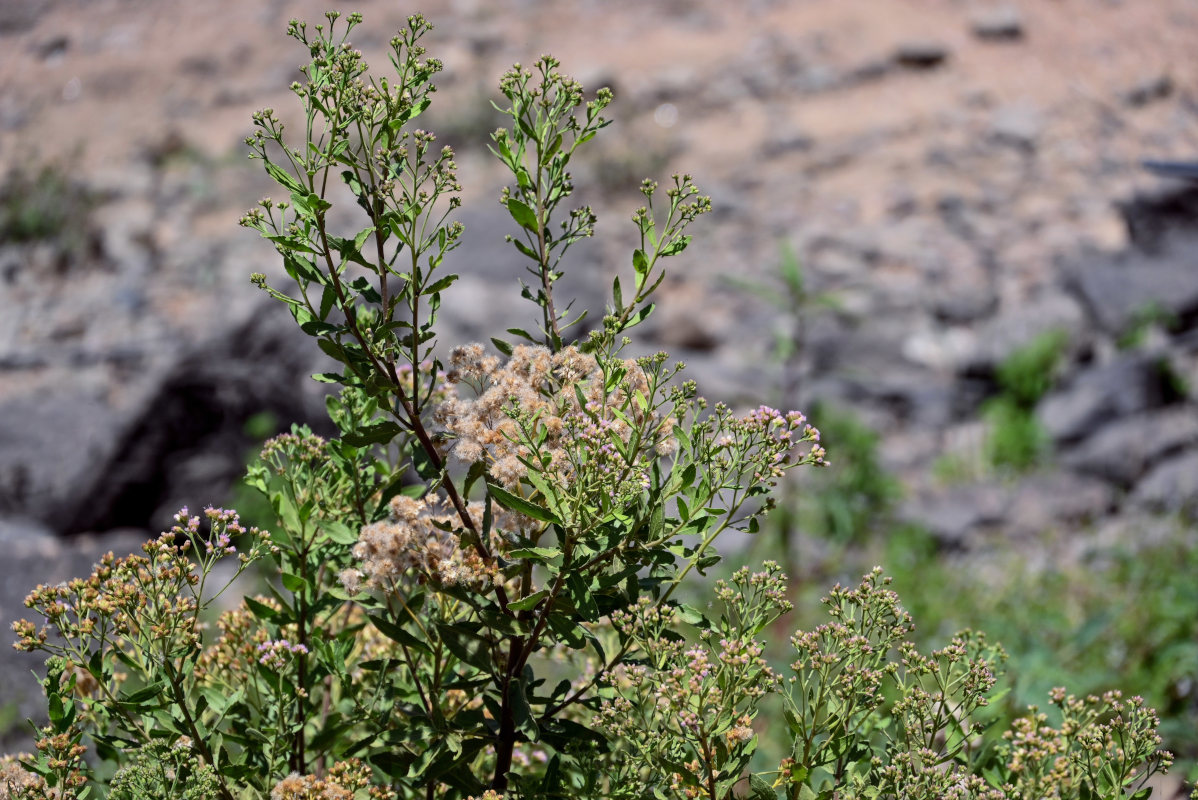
[237, 10, 826, 795]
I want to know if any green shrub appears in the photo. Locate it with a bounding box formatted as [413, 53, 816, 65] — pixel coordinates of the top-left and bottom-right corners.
[2, 12, 1181, 800]
[983, 330, 1067, 472]
[801, 403, 901, 544]
[0, 160, 99, 267]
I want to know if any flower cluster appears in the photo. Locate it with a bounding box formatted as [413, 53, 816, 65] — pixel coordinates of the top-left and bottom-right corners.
[13, 509, 270, 659]
[194, 597, 280, 685]
[870, 756, 1011, 800]
[788, 569, 912, 703]
[257, 639, 309, 671]
[107, 739, 223, 800]
[269, 758, 395, 800]
[259, 431, 329, 473]
[435, 344, 678, 500]
[699, 403, 825, 493]
[343, 493, 502, 593]
[713, 562, 794, 631]
[0, 754, 45, 797]
[999, 689, 1174, 798]
[597, 567, 786, 799]
[29, 724, 87, 797]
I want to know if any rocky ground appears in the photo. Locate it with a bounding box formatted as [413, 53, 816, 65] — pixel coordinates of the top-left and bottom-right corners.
[1, 0, 1196, 751]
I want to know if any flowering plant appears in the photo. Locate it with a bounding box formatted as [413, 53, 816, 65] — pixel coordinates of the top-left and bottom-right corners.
[4, 11, 1180, 800]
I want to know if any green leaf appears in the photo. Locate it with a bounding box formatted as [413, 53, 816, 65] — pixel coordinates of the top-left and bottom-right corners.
[491, 337, 514, 356]
[626, 302, 655, 329]
[320, 520, 358, 545]
[341, 421, 402, 447]
[546, 611, 586, 648]
[435, 623, 493, 671]
[117, 683, 164, 707]
[266, 233, 316, 254]
[632, 248, 649, 275]
[749, 774, 778, 800]
[511, 237, 539, 261]
[281, 571, 309, 593]
[340, 169, 366, 198]
[300, 319, 338, 336]
[567, 573, 598, 620]
[317, 337, 346, 363]
[507, 546, 562, 565]
[367, 613, 431, 653]
[510, 677, 540, 739]
[265, 161, 303, 193]
[464, 460, 488, 498]
[488, 482, 560, 525]
[353, 225, 375, 251]
[677, 604, 709, 627]
[245, 595, 285, 624]
[796, 782, 818, 800]
[506, 198, 539, 231]
[508, 589, 550, 612]
[318, 283, 337, 321]
[425, 273, 459, 294]
[660, 234, 692, 257]
[542, 132, 563, 165]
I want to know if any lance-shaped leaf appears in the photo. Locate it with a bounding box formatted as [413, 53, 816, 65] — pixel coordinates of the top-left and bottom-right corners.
[487, 482, 561, 525]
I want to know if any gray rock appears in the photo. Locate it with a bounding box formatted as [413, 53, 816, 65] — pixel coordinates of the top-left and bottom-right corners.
[1064, 233, 1198, 334]
[91, 198, 156, 273]
[899, 483, 1007, 546]
[1037, 354, 1169, 443]
[0, 296, 331, 535]
[931, 289, 998, 324]
[1117, 184, 1198, 254]
[900, 470, 1115, 546]
[647, 279, 726, 351]
[1168, 329, 1198, 403]
[893, 40, 950, 70]
[1062, 407, 1198, 487]
[902, 324, 978, 372]
[843, 58, 894, 86]
[971, 292, 1086, 370]
[1007, 470, 1115, 533]
[1122, 73, 1173, 108]
[1130, 450, 1198, 515]
[0, 389, 134, 532]
[969, 5, 1025, 41]
[0, 514, 56, 549]
[991, 103, 1042, 151]
[761, 128, 815, 158]
[840, 367, 958, 428]
[0, 0, 54, 35]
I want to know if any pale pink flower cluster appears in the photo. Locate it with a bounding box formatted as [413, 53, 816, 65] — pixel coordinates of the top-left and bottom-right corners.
[343, 494, 533, 594]
[0, 755, 44, 795]
[435, 343, 676, 498]
[343, 494, 491, 592]
[269, 758, 391, 800]
[256, 639, 308, 670]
